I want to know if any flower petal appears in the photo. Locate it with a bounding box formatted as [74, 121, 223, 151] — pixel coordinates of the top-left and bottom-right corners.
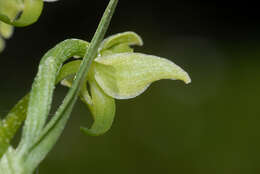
[0, 0, 24, 22]
[57, 60, 92, 105]
[80, 79, 115, 136]
[56, 60, 81, 84]
[57, 60, 116, 136]
[0, 22, 13, 39]
[94, 52, 191, 99]
[98, 31, 143, 56]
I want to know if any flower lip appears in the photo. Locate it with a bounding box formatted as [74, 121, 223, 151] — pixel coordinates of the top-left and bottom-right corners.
[57, 32, 191, 136]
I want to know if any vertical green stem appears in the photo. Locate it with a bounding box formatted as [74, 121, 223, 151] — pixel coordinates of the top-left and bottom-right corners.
[25, 0, 119, 156]
[79, 0, 119, 85]
[41, 0, 118, 140]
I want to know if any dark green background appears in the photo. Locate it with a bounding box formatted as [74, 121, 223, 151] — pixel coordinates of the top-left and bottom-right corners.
[1, 0, 260, 173]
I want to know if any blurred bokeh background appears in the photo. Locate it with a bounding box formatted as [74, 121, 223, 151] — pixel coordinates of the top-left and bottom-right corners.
[1, 0, 260, 173]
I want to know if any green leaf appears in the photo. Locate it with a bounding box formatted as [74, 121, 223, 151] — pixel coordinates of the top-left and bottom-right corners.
[94, 52, 191, 99]
[0, 43, 87, 160]
[98, 31, 143, 56]
[0, 95, 29, 158]
[20, 0, 119, 172]
[17, 39, 88, 157]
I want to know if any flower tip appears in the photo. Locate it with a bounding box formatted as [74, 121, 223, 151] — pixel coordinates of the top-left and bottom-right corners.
[184, 74, 191, 84]
[80, 127, 106, 136]
[128, 31, 143, 46]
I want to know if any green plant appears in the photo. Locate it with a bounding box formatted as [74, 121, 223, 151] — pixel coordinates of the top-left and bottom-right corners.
[0, 0, 191, 173]
[0, 0, 56, 51]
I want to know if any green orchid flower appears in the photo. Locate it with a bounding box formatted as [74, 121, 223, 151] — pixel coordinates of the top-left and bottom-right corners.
[58, 31, 191, 136]
[0, 0, 191, 172]
[0, 0, 58, 52]
[0, 0, 58, 27]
